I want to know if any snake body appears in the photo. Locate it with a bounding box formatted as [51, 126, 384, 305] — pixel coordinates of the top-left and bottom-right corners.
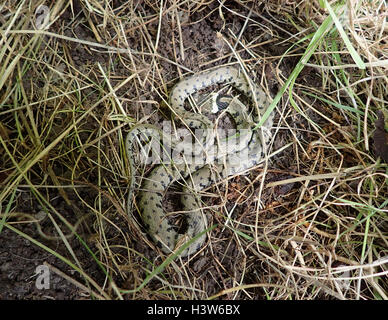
[126, 66, 273, 256]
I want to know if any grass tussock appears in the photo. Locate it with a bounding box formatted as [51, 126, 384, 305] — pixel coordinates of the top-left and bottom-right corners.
[0, 0, 387, 300]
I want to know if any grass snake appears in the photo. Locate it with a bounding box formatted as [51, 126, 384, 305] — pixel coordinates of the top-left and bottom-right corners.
[126, 66, 274, 257]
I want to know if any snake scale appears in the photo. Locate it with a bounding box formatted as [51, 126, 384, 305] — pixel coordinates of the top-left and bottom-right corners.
[126, 66, 274, 257]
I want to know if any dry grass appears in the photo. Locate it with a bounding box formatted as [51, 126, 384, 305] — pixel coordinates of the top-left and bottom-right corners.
[0, 0, 387, 300]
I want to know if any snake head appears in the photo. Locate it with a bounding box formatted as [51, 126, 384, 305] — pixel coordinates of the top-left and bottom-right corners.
[214, 94, 233, 113]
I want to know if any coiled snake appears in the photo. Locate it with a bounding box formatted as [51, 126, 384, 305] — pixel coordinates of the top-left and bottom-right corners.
[126, 66, 273, 257]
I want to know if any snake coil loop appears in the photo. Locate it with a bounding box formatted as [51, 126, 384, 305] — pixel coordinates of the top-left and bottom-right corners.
[126, 66, 274, 257]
